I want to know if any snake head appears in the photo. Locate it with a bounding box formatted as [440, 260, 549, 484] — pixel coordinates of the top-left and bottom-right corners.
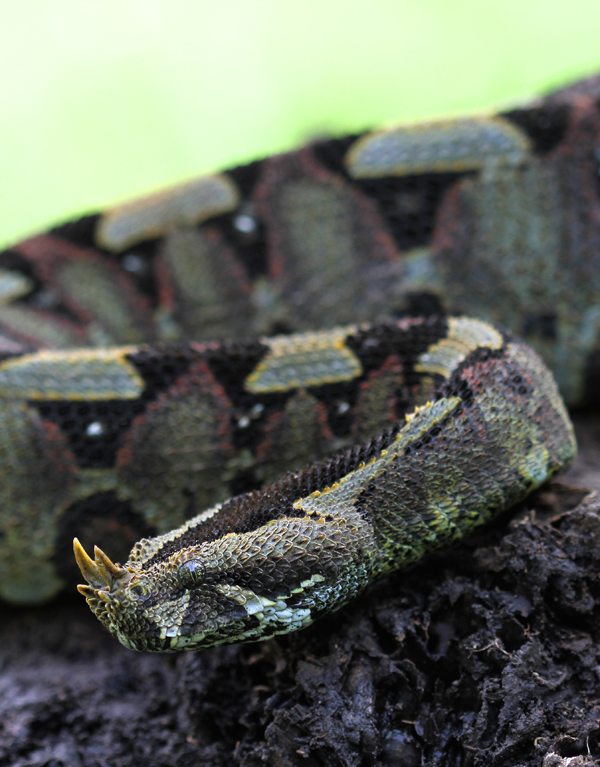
[74, 510, 371, 652]
[74, 536, 211, 651]
[73, 538, 143, 648]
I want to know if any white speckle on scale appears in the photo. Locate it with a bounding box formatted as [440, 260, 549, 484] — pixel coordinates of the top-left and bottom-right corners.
[86, 421, 104, 437]
[237, 403, 264, 429]
[233, 214, 257, 234]
[122, 254, 146, 274]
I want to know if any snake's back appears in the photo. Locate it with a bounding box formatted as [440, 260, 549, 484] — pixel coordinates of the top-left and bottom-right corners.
[74, 317, 575, 652]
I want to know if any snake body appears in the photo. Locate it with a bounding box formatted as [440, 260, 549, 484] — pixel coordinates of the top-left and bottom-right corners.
[0, 73, 593, 646]
[74, 316, 574, 651]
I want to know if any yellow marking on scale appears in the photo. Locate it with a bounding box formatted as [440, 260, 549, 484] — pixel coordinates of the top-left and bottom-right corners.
[245, 327, 362, 394]
[346, 116, 531, 178]
[0, 347, 144, 400]
[97, 174, 240, 251]
[0, 269, 34, 304]
[415, 317, 503, 378]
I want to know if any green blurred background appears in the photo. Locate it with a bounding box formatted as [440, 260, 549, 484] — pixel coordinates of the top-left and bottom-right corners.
[2, 0, 600, 246]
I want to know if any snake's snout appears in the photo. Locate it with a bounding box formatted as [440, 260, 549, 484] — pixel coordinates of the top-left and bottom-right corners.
[73, 538, 127, 593]
[73, 538, 141, 643]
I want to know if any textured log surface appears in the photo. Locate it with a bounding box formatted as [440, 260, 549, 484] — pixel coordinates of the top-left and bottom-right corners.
[1, 415, 600, 767]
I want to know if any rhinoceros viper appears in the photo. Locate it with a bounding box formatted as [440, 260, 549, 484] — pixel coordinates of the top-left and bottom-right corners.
[4, 73, 597, 650]
[74, 316, 574, 651]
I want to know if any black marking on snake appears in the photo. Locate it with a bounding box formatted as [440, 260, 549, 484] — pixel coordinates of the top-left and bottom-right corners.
[117, 239, 163, 305]
[307, 380, 361, 438]
[309, 135, 362, 177]
[141, 424, 402, 570]
[200, 160, 269, 280]
[346, 317, 448, 372]
[312, 137, 470, 251]
[502, 104, 571, 155]
[31, 348, 193, 469]
[355, 173, 470, 251]
[49, 214, 102, 250]
[34, 399, 145, 469]
[203, 340, 296, 453]
[311, 138, 470, 250]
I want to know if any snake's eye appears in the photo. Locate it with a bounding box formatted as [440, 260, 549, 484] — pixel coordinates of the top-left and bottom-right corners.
[178, 559, 205, 589]
[129, 583, 147, 598]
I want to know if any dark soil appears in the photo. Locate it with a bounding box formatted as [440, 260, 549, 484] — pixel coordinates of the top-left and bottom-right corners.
[2, 416, 600, 767]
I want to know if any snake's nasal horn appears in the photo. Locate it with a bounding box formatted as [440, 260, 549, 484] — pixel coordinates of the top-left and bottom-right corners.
[73, 538, 126, 591]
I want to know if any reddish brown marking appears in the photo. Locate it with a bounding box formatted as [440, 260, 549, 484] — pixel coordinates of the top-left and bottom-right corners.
[116, 356, 235, 471]
[255, 396, 334, 465]
[16, 234, 153, 329]
[254, 147, 401, 284]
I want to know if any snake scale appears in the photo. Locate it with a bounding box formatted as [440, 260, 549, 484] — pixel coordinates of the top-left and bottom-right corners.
[3, 72, 599, 651]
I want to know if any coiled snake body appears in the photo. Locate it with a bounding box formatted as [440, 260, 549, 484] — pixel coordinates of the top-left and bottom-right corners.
[2, 73, 597, 650]
[74, 316, 574, 651]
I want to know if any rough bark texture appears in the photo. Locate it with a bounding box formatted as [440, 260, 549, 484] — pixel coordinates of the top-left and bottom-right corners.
[2, 415, 600, 767]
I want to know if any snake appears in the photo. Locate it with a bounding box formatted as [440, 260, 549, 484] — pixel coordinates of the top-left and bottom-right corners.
[1, 71, 597, 649]
[73, 316, 575, 651]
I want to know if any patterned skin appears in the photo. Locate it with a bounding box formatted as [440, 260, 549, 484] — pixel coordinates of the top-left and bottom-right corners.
[0, 73, 592, 612]
[73, 317, 575, 651]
